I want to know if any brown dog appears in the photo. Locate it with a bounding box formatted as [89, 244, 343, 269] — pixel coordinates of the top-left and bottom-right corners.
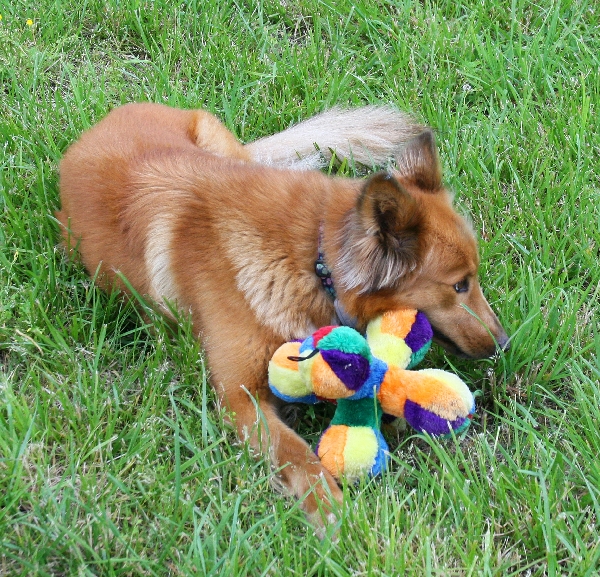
[58, 103, 508, 525]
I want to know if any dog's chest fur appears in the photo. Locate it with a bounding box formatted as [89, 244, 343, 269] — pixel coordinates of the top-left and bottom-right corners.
[213, 176, 336, 340]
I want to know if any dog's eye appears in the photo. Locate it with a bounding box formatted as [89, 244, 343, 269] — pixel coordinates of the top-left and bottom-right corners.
[454, 279, 469, 293]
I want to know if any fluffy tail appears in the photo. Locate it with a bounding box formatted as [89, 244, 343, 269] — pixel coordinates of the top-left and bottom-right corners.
[245, 106, 424, 170]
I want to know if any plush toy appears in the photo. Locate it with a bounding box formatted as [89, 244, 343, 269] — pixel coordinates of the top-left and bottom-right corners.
[268, 309, 475, 481]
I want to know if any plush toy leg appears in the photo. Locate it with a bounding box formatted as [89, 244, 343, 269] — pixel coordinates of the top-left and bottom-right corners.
[378, 367, 475, 436]
[367, 309, 433, 369]
[317, 426, 388, 481]
[316, 397, 388, 481]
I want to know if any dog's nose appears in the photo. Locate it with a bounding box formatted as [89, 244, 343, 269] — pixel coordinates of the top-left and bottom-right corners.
[497, 331, 510, 352]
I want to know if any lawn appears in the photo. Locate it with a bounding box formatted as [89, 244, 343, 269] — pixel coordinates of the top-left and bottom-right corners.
[1, 0, 599, 575]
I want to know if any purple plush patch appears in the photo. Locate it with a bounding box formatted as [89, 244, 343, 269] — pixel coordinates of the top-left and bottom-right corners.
[404, 399, 466, 436]
[404, 311, 433, 353]
[321, 349, 370, 391]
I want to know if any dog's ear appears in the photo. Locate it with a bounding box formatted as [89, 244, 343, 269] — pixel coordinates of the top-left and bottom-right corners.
[356, 172, 418, 244]
[336, 172, 422, 294]
[395, 129, 443, 192]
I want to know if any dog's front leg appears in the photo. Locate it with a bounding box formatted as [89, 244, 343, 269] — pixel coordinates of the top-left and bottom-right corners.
[202, 325, 344, 528]
[227, 385, 343, 527]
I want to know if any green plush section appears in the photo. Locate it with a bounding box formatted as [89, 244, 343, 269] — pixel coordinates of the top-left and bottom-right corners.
[331, 397, 383, 429]
[407, 340, 432, 369]
[318, 327, 372, 359]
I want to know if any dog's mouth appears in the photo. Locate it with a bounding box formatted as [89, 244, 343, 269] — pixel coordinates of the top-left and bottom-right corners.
[430, 326, 473, 359]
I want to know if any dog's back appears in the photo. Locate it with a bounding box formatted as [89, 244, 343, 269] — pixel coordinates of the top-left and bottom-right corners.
[57, 102, 420, 302]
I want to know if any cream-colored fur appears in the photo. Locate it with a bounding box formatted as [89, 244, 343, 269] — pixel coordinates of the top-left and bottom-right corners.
[145, 215, 178, 309]
[246, 106, 423, 169]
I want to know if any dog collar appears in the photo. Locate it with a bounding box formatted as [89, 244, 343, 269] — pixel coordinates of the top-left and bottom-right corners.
[315, 247, 336, 299]
[315, 225, 358, 328]
[315, 223, 336, 298]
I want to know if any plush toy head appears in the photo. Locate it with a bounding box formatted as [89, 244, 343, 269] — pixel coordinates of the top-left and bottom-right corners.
[268, 309, 475, 481]
[268, 325, 384, 403]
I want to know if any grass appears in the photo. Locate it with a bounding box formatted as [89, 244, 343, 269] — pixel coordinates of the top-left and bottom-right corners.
[1, 0, 599, 574]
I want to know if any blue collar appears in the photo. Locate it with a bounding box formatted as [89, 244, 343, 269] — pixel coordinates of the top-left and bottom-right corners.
[315, 249, 337, 299]
[315, 226, 357, 328]
[315, 224, 336, 299]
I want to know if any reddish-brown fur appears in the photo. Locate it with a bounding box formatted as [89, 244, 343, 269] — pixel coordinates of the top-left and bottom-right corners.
[58, 102, 508, 526]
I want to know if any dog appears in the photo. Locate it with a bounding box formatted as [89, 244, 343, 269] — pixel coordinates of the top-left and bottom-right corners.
[57, 102, 509, 526]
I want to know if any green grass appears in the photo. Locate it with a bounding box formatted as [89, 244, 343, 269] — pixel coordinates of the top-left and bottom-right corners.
[1, 0, 599, 574]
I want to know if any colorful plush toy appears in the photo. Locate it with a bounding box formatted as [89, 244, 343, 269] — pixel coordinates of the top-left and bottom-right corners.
[268, 309, 475, 481]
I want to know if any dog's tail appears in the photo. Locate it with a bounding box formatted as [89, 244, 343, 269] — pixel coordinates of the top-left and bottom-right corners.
[245, 106, 424, 170]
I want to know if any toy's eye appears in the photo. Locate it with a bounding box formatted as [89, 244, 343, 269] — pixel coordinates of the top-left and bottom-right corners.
[454, 279, 469, 293]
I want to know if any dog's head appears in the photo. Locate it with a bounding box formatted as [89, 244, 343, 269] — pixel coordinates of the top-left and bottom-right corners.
[335, 130, 509, 359]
